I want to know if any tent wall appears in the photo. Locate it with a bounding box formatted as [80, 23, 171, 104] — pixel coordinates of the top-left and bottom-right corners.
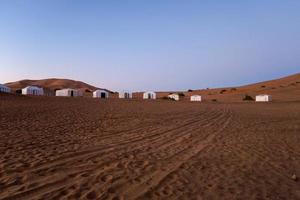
[119, 92, 132, 99]
[22, 87, 44, 96]
[168, 94, 179, 101]
[56, 89, 81, 97]
[93, 90, 109, 98]
[256, 95, 271, 102]
[0, 85, 11, 93]
[190, 95, 202, 102]
[143, 92, 156, 99]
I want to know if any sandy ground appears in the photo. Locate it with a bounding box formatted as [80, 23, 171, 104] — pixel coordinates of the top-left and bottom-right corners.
[0, 95, 299, 200]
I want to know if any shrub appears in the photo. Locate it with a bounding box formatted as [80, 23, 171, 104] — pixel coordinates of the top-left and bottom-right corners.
[220, 89, 226, 94]
[261, 85, 266, 88]
[161, 96, 169, 100]
[243, 94, 254, 101]
[231, 88, 237, 91]
[188, 89, 193, 92]
[212, 99, 217, 102]
[178, 92, 185, 97]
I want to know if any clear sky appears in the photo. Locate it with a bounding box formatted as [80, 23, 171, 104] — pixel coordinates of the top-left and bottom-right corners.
[0, 0, 299, 91]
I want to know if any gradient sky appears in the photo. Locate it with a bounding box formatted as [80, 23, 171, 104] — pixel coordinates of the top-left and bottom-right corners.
[0, 0, 299, 91]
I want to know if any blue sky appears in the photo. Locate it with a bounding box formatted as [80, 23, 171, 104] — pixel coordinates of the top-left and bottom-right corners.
[0, 0, 299, 91]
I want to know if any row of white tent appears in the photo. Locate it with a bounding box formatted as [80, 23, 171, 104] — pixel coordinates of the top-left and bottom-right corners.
[0, 84, 272, 102]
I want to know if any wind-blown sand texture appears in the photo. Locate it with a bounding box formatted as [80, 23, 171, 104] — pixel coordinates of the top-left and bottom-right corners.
[0, 95, 299, 199]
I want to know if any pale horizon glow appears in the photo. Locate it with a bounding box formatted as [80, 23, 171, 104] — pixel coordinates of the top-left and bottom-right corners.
[0, 0, 299, 91]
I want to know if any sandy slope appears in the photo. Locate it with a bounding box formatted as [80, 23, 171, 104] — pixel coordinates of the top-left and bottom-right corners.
[134, 73, 300, 102]
[0, 95, 299, 200]
[4, 78, 116, 97]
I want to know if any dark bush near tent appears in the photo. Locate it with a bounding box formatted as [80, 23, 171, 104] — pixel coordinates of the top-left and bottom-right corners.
[220, 89, 226, 94]
[178, 92, 185, 97]
[243, 95, 254, 101]
[15, 89, 22, 94]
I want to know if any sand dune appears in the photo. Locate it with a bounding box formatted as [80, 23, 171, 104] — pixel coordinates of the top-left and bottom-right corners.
[4, 73, 300, 101]
[5, 78, 114, 96]
[134, 73, 300, 102]
[0, 95, 299, 200]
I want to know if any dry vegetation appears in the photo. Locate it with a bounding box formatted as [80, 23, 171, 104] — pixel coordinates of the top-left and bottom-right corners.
[0, 94, 300, 200]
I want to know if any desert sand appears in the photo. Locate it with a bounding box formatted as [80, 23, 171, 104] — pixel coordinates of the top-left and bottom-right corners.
[0, 94, 299, 200]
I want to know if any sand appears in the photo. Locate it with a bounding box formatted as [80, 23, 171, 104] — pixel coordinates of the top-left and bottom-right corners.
[0, 95, 299, 200]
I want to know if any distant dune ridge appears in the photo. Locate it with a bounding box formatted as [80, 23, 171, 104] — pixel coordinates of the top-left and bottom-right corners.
[133, 73, 300, 102]
[5, 78, 113, 96]
[4, 73, 300, 101]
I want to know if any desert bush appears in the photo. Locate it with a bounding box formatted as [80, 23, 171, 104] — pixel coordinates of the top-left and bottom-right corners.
[261, 85, 266, 88]
[161, 96, 169, 100]
[231, 88, 237, 91]
[220, 89, 226, 94]
[188, 89, 193, 92]
[212, 99, 217, 102]
[178, 92, 185, 97]
[243, 94, 254, 101]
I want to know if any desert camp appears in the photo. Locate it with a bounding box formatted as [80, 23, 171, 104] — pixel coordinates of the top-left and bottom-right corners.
[1, 1, 300, 199]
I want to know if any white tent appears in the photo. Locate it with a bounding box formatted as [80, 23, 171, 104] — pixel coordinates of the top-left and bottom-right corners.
[93, 89, 109, 98]
[119, 91, 132, 99]
[56, 89, 82, 97]
[256, 94, 272, 102]
[0, 84, 11, 93]
[22, 86, 44, 96]
[190, 95, 202, 102]
[168, 93, 179, 101]
[143, 91, 156, 99]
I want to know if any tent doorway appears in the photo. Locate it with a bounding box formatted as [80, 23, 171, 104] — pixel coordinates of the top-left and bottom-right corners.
[71, 91, 74, 97]
[101, 92, 106, 98]
[148, 93, 151, 99]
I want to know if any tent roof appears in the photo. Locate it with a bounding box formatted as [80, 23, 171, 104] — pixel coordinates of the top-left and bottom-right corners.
[23, 86, 43, 90]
